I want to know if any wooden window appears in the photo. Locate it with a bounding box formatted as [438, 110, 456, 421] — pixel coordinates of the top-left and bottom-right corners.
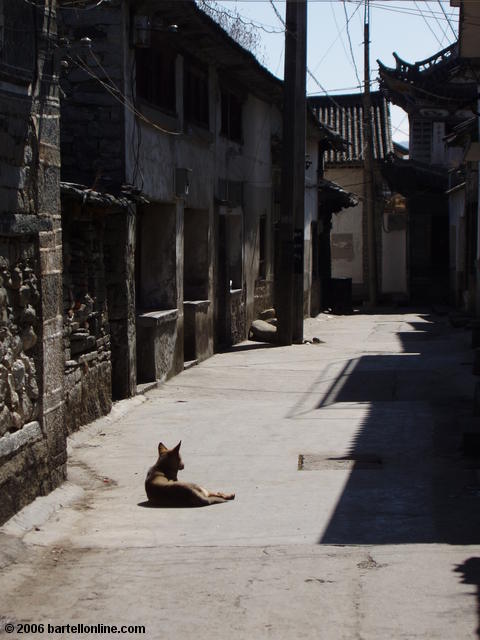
[221, 90, 242, 142]
[184, 57, 209, 128]
[136, 46, 176, 113]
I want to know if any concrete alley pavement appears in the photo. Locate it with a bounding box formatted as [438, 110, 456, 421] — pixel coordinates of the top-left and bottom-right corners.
[2, 309, 480, 639]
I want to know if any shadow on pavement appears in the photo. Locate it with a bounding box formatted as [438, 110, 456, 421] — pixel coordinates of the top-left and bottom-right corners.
[313, 313, 480, 545]
[455, 558, 480, 639]
[221, 342, 278, 354]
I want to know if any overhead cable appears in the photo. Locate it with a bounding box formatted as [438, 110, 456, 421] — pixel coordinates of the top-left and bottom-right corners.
[342, 0, 362, 91]
[437, 0, 457, 39]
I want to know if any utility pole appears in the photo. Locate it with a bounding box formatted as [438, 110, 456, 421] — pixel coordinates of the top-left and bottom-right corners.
[363, 0, 377, 306]
[277, 0, 307, 345]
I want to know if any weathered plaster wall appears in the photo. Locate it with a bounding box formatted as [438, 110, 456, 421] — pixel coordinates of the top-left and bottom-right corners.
[381, 212, 408, 296]
[326, 166, 365, 287]
[234, 95, 276, 333]
[124, 42, 215, 366]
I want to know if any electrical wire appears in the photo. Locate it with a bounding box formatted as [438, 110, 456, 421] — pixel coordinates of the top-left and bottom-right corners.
[342, 0, 362, 90]
[311, 1, 363, 74]
[268, 0, 284, 29]
[425, 0, 452, 46]
[413, 0, 444, 47]
[437, 0, 457, 39]
[307, 79, 379, 96]
[269, 0, 344, 111]
[23, 0, 107, 7]
[370, 2, 456, 21]
[69, 53, 182, 136]
[330, 3, 356, 78]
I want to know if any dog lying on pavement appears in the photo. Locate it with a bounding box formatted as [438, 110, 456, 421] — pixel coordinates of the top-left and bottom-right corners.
[145, 441, 235, 507]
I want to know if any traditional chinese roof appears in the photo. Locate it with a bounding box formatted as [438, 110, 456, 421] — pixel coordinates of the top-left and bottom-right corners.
[318, 178, 359, 213]
[377, 42, 477, 116]
[381, 156, 448, 197]
[308, 92, 393, 164]
[307, 110, 348, 151]
[444, 116, 476, 147]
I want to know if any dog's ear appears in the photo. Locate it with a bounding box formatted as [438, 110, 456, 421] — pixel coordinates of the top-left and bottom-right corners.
[173, 441, 182, 453]
[158, 442, 169, 455]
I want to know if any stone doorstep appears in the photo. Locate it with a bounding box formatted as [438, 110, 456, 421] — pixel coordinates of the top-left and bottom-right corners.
[136, 381, 158, 395]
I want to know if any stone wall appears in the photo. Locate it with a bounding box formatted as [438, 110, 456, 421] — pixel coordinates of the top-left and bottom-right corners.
[0, 246, 41, 435]
[253, 279, 274, 319]
[62, 198, 112, 434]
[230, 289, 246, 346]
[0, 0, 66, 525]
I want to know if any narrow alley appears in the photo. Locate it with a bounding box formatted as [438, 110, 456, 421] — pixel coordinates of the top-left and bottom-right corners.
[1, 309, 480, 639]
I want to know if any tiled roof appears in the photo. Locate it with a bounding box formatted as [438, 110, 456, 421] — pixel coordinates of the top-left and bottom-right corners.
[318, 178, 359, 213]
[377, 43, 476, 112]
[308, 92, 393, 164]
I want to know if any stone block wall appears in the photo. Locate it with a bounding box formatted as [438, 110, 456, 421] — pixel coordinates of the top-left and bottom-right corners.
[0, 0, 66, 525]
[230, 289, 246, 346]
[62, 199, 112, 434]
[253, 279, 274, 319]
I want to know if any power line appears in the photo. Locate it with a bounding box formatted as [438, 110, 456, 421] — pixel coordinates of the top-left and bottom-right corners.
[330, 2, 356, 78]
[413, 0, 444, 47]
[69, 53, 182, 136]
[370, 2, 455, 20]
[437, 0, 457, 39]
[425, 0, 452, 45]
[24, 0, 107, 7]
[311, 1, 363, 74]
[268, 0, 284, 29]
[269, 0, 343, 110]
[307, 79, 379, 95]
[342, 0, 362, 90]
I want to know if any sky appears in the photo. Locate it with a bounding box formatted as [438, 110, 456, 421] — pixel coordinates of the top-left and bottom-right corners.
[213, 1, 460, 144]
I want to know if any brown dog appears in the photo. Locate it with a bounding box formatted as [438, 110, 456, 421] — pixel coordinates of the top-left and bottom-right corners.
[145, 441, 235, 507]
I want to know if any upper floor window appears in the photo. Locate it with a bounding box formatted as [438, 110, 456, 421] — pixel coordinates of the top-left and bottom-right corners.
[136, 46, 176, 113]
[221, 89, 242, 142]
[1, 1, 35, 77]
[184, 57, 209, 129]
